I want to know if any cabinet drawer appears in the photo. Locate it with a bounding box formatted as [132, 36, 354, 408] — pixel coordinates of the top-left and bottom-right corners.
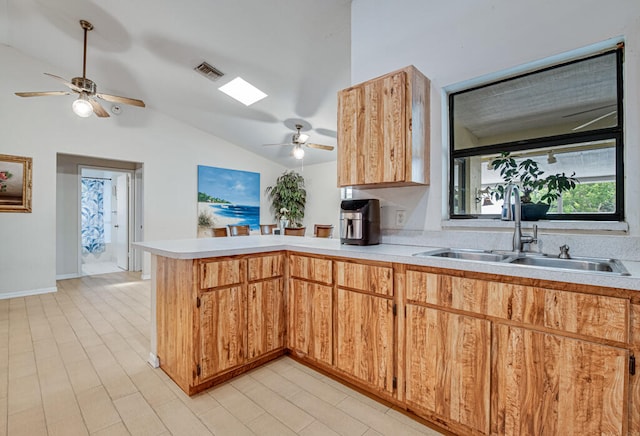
[290, 255, 332, 284]
[199, 258, 243, 289]
[336, 261, 393, 296]
[247, 253, 284, 281]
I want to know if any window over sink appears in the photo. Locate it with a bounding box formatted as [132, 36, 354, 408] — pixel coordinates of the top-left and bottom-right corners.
[448, 45, 624, 221]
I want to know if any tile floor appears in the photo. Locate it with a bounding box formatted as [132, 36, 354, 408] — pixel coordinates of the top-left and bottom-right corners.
[0, 272, 445, 436]
[81, 262, 124, 276]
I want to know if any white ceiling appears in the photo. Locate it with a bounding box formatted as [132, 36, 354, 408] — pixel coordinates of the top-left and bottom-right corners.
[3, 0, 352, 166]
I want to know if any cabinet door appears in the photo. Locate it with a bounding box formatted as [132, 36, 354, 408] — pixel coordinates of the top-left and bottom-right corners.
[405, 305, 490, 434]
[338, 71, 407, 186]
[199, 286, 246, 380]
[247, 279, 285, 360]
[493, 324, 627, 435]
[288, 279, 332, 365]
[336, 289, 395, 395]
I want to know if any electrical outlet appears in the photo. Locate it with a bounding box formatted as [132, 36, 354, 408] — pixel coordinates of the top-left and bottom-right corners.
[396, 210, 407, 227]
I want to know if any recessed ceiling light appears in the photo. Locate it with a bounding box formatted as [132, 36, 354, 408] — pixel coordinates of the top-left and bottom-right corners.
[218, 77, 267, 106]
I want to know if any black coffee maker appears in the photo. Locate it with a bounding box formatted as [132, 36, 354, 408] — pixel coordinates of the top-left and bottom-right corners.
[339, 199, 381, 245]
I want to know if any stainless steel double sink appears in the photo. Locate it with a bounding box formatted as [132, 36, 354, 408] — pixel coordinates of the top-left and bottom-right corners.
[412, 248, 630, 275]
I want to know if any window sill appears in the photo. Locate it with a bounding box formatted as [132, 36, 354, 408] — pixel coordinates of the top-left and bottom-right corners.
[442, 218, 629, 234]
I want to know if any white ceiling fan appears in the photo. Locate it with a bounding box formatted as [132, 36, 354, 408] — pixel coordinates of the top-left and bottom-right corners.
[15, 19, 145, 118]
[264, 124, 334, 159]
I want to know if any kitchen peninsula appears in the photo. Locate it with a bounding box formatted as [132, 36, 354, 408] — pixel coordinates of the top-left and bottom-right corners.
[136, 235, 640, 435]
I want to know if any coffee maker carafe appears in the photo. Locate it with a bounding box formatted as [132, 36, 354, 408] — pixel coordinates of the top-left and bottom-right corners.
[340, 199, 380, 245]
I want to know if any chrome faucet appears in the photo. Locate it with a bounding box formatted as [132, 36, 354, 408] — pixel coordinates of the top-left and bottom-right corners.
[502, 184, 537, 252]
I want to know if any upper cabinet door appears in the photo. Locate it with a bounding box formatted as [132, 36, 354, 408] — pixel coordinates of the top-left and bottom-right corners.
[337, 65, 430, 187]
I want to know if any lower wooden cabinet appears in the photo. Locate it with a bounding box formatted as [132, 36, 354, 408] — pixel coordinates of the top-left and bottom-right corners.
[405, 304, 491, 434]
[336, 288, 395, 396]
[157, 252, 636, 433]
[288, 278, 333, 365]
[247, 278, 285, 360]
[492, 324, 628, 435]
[199, 285, 246, 380]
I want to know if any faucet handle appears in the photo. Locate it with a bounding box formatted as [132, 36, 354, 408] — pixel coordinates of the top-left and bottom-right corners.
[559, 244, 571, 259]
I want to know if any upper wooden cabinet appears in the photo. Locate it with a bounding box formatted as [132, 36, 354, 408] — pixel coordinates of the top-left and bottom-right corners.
[337, 65, 430, 187]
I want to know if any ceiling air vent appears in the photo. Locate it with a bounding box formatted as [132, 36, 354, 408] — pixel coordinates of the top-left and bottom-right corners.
[194, 62, 224, 81]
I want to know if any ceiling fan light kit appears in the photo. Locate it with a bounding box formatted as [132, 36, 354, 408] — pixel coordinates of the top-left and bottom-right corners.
[72, 93, 93, 117]
[293, 145, 305, 160]
[15, 19, 146, 119]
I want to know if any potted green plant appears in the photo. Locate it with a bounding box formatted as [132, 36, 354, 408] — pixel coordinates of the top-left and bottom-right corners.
[265, 170, 306, 227]
[490, 151, 579, 220]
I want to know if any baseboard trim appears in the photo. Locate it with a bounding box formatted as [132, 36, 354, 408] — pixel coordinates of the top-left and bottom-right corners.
[0, 286, 57, 300]
[56, 273, 80, 280]
[141, 274, 151, 280]
[148, 353, 160, 368]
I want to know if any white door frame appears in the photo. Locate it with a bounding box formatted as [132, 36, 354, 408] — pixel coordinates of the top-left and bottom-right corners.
[78, 165, 141, 274]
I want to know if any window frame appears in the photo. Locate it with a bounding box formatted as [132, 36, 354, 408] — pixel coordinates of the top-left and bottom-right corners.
[448, 47, 624, 221]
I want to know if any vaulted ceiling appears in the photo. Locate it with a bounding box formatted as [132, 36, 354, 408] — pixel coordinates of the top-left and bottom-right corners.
[2, 0, 352, 166]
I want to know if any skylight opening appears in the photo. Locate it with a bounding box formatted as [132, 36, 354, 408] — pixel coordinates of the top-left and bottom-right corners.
[218, 77, 267, 106]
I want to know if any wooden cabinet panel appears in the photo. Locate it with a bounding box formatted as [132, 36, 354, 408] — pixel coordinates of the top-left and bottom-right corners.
[337, 71, 406, 185]
[631, 304, 640, 434]
[631, 304, 640, 346]
[336, 83, 362, 186]
[289, 254, 332, 284]
[406, 269, 627, 342]
[492, 324, 627, 435]
[631, 352, 640, 435]
[337, 65, 430, 187]
[247, 254, 283, 281]
[288, 279, 332, 365]
[335, 261, 393, 296]
[155, 256, 196, 393]
[199, 258, 243, 289]
[541, 288, 628, 343]
[405, 305, 490, 434]
[336, 289, 394, 395]
[199, 286, 246, 380]
[247, 279, 285, 360]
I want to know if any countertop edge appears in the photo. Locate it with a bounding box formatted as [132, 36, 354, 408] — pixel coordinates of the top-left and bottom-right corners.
[133, 236, 640, 291]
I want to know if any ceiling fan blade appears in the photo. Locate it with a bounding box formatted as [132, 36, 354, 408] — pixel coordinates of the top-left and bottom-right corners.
[15, 91, 70, 98]
[89, 99, 110, 118]
[97, 93, 146, 108]
[44, 73, 82, 92]
[263, 143, 293, 147]
[306, 143, 335, 151]
[572, 110, 616, 131]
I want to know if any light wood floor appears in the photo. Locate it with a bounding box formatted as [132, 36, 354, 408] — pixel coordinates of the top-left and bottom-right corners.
[0, 272, 444, 436]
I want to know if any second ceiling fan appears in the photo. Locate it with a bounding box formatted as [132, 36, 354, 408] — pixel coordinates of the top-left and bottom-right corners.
[264, 124, 334, 159]
[15, 19, 145, 118]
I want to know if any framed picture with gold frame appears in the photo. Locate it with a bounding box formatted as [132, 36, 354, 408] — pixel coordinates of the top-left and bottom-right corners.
[0, 154, 32, 213]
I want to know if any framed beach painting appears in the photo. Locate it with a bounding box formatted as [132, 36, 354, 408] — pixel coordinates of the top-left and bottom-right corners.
[197, 165, 260, 236]
[0, 154, 32, 213]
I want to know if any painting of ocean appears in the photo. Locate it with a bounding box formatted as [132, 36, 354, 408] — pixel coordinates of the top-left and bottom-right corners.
[197, 166, 260, 232]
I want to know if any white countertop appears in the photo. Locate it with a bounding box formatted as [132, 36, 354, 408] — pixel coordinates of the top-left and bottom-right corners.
[134, 236, 640, 291]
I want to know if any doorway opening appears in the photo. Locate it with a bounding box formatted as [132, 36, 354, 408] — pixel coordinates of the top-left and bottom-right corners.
[80, 168, 133, 276]
[56, 154, 143, 280]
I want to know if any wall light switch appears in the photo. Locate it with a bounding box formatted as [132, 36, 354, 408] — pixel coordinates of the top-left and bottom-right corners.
[396, 210, 407, 227]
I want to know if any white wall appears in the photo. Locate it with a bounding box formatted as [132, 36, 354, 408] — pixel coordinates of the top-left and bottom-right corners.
[351, 0, 640, 237]
[296, 161, 341, 234]
[0, 45, 287, 296]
